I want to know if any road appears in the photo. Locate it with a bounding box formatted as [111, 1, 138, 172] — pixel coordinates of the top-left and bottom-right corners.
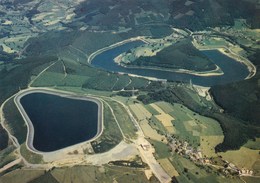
[0, 158, 22, 173]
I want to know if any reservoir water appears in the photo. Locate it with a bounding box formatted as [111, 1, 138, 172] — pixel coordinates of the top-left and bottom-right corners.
[20, 92, 100, 152]
[91, 41, 249, 86]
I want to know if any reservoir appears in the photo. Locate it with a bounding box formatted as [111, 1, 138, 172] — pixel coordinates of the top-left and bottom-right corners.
[91, 41, 249, 86]
[19, 91, 101, 152]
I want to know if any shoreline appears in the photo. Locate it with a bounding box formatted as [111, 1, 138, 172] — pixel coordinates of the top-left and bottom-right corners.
[114, 55, 224, 77]
[87, 36, 146, 64]
[192, 40, 257, 79]
[89, 36, 256, 82]
[14, 87, 104, 155]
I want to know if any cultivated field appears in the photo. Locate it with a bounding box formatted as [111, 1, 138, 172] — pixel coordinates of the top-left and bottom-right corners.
[139, 119, 165, 141]
[105, 99, 137, 139]
[154, 102, 174, 114]
[158, 158, 179, 177]
[168, 103, 223, 151]
[150, 103, 175, 134]
[129, 103, 165, 141]
[129, 103, 152, 121]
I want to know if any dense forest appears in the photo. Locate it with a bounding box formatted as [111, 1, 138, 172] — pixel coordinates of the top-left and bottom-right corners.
[130, 39, 216, 72]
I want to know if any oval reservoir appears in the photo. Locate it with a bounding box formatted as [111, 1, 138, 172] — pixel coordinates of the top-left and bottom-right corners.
[18, 91, 102, 152]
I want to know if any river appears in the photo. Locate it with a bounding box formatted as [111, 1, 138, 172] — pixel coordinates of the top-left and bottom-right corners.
[91, 41, 249, 86]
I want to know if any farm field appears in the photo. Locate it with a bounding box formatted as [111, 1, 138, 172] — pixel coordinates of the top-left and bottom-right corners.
[139, 119, 165, 141]
[158, 158, 179, 177]
[169, 103, 223, 149]
[150, 103, 175, 134]
[129, 103, 152, 121]
[104, 99, 137, 139]
[147, 101, 224, 158]
[218, 147, 260, 170]
[129, 103, 165, 141]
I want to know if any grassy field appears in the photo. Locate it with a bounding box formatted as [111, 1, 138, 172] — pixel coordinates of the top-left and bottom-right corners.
[154, 102, 174, 114]
[158, 158, 179, 177]
[242, 176, 260, 183]
[20, 144, 43, 164]
[144, 104, 160, 115]
[149, 116, 168, 135]
[155, 113, 174, 127]
[128, 102, 166, 141]
[200, 136, 224, 157]
[51, 165, 159, 183]
[150, 103, 175, 135]
[253, 159, 260, 176]
[0, 169, 45, 183]
[91, 103, 123, 153]
[129, 103, 152, 121]
[140, 119, 165, 142]
[219, 147, 260, 170]
[104, 99, 137, 139]
[31, 72, 65, 87]
[244, 138, 260, 150]
[148, 139, 171, 159]
[29, 172, 59, 183]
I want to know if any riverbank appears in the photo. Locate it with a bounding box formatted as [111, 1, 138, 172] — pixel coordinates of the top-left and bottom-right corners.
[114, 55, 224, 77]
[192, 40, 257, 80]
[87, 36, 146, 64]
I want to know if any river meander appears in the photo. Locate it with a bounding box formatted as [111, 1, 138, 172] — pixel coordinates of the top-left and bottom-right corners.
[91, 41, 249, 86]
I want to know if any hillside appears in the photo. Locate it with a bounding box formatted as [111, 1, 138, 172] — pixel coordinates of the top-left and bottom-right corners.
[211, 50, 260, 126]
[129, 39, 217, 72]
[73, 0, 260, 30]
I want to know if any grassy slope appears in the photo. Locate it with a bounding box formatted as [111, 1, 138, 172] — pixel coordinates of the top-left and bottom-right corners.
[91, 103, 123, 153]
[3, 98, 27, 144]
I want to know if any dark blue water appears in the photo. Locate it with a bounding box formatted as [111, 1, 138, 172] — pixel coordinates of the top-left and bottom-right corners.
[20, 92, 99, 152]
[91, 41, 249, 86]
